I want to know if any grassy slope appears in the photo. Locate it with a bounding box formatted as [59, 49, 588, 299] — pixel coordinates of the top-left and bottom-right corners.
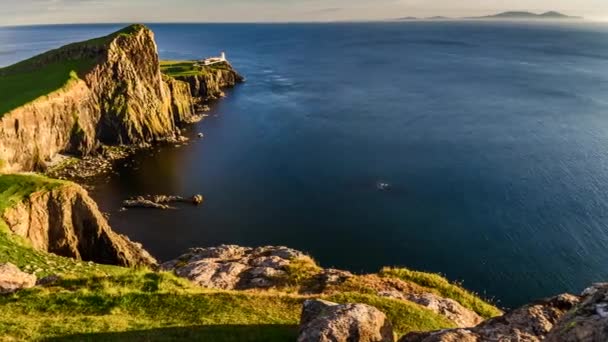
[381, 267, 502, 318]
[160, 60, 230, 78]
[0, 24, 145, 116]
[0, 174, 499, 340]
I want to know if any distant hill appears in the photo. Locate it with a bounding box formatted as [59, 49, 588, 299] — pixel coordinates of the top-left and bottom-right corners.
[477, 11, 582, 20]
[397, 16, 418, 20]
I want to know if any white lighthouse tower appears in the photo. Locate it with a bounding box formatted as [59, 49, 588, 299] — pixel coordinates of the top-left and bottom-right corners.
[220, 51, 227, 62]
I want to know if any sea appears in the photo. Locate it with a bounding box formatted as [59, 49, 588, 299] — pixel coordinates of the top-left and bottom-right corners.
[2, 21, 608, 308]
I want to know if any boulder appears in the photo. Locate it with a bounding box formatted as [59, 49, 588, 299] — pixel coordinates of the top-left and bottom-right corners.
[545, 283, 608, 342]
[400, 293, 580, 342]
[0, 263, 36, 294]
[161, 245, 310, 290]
[298, 299, 394, 342]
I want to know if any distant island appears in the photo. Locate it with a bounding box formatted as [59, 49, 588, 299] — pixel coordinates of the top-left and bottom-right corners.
[475, 11, 582, 20]
[395, 11, 582, 21]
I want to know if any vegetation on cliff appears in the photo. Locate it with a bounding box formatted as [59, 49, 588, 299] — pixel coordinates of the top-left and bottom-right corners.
[0, 24, 147, 116]
[160, 60, 233, 78]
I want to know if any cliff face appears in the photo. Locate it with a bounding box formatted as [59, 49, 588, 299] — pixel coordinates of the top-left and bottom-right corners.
[176, 67, 244, 101]
[2, 182, 156, 267]
[0, 25, 240, 173]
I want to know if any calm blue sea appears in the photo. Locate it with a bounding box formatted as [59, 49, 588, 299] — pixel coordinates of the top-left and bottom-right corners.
[2, 21, 608, 307]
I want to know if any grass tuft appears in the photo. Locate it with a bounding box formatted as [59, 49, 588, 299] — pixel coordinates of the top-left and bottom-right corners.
[380, 267, 502, 318]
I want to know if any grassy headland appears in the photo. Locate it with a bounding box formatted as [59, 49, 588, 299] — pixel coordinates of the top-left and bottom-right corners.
[0, 24, 146, 116]
[160, 60, 232, 78]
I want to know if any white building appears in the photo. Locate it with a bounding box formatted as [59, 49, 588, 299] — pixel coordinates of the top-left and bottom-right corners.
[201, 52, 227, 66]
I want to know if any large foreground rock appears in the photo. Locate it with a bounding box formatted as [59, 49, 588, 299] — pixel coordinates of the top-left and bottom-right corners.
[0, 263, 36, 294]
[400, 293, 580, 342]
[545, 283, 608, 342]
[2, 182, 156, 267]
[298, 299, 394, 342]
[160, 245, 306, 290]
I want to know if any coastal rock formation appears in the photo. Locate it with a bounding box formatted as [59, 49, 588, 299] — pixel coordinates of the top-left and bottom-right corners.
[399, 293, 580, 342]
[298, 299, 394, 342]
[0, 24, 243, 172]
[160, 245, 306, 290]
[122, 194, 204, 210]
[545, 283, 608, 342]
[2, 182, 156, 267]
[162, 244, 485, 328]
[0, 263, 36, 294]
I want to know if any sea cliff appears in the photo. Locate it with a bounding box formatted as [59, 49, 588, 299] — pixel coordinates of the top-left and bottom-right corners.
[0, 24, 242, 172]
[0, 24, 606, 342]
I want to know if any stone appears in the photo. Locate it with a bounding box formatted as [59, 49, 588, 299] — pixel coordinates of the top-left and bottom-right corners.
[37, 275, 61, 286]
[162, 245, 311, 290]
[298, 299, 394, 342]
[545, 284, 608, 342]
[404, 293, 483, 328]
[191, 194, 204, 205]
[0, 263, 36, 294]
[2, 184, 157, 267]
[197, 133, 204, 138]
[399, 293, 580, 342]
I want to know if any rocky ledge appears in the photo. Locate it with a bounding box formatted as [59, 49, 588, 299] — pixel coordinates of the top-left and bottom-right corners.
[297, 284, 608, 342]
[161, 245, 485, 328]
[2, 180, 156, 267]
[0, 24, 243, 174]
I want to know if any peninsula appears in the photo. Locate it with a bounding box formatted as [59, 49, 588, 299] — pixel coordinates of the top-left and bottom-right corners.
[0, 24, 605, 342]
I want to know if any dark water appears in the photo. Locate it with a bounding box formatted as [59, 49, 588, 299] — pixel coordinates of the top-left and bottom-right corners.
[3, 22, 608, 307]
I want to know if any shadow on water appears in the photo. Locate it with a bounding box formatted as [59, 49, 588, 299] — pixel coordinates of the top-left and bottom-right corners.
[43, 324, 298, 342]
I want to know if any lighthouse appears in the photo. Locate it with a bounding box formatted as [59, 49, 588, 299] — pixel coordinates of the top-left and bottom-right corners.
[220, 51, 227, 61]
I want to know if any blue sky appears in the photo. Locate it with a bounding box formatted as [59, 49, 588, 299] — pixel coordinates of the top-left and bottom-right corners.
[2, 0, 607, 25]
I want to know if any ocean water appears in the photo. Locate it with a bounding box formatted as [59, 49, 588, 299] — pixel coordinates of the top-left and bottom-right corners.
[2, 21, 608, 307]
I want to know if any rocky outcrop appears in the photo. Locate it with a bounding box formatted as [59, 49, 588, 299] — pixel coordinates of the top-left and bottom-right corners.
[2, 182, 156, 267]
[0, 263, 36, 294]
[380, 291, 483, 328]
[175, 66, 244, 102]
[160, 245, 306, 290]
[400, 293, 580, 342]
[0, 24, 242, 172]
[545, 283, 608, 342]
[162, 245, 485, 328]
[122, 194, 204, 210]
[298, 299, 394, 342]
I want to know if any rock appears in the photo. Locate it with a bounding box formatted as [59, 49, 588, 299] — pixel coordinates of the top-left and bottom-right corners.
[122, 194, 204, 209]
[404, 293, 483, 328]
[317, 269, 353, 286]
[399, 293, 580, 342]
[197, 133, 204, 138]
[298, 299, 394, 342]
[545, 284, 608, 342]
[161, 245, 311, 290]
[2, 183, 157, 267]
[0, 24, 243, 174]
[122, 197, 174, 210]
[0, 263, 36, 294]
[191, 194, 204, 205]
[36, 275, 61, 287]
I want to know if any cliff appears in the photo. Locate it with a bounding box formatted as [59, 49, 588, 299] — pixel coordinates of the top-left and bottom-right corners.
[0, 174, 155, 267]
[0, 24, 242, 172]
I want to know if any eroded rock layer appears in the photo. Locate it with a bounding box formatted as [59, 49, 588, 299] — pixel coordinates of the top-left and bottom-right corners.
[2, 182, 156, 267]
[0, 24, 242, 172]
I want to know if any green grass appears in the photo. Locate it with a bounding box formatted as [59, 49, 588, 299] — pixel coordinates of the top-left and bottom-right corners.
[160, 60, 230, 78]
[0, 173, 478, 340]
[0, 174, 66, 212]
[0, 270, 455, 341]
[380, 267, 502, 319]
[0, 24, 147, 116]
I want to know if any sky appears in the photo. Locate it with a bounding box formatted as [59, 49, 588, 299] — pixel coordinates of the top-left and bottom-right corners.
[2, 0, 608, 26]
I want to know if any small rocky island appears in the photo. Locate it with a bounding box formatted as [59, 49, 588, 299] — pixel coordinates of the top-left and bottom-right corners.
[0, 24, 605, 341]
